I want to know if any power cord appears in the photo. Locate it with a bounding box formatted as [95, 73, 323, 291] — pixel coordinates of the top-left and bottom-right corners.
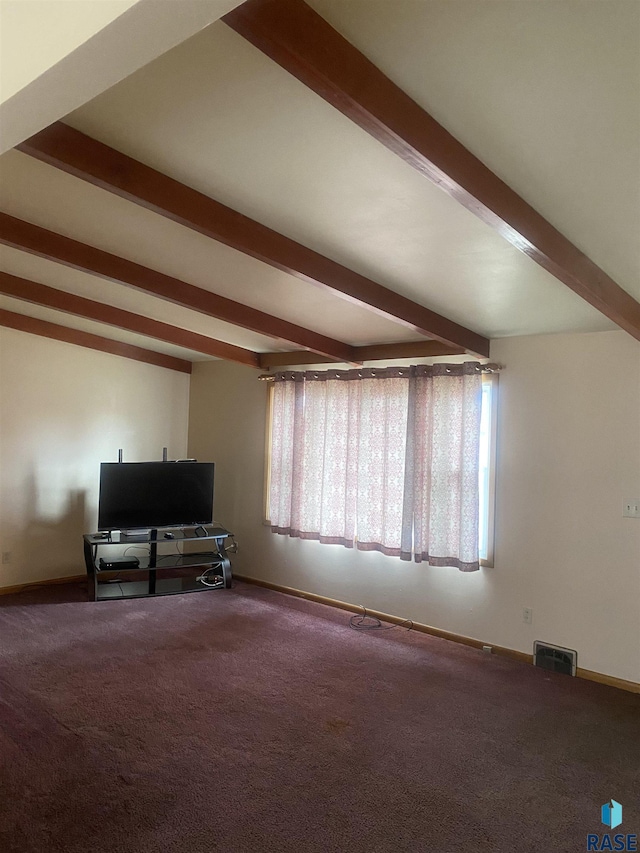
[349, 604, 413, 632]
[123, 545, 150, 558]
[210, 522, 238, 555]
[225, 535, 238, 554]
[104, 575, 125, 597]
[196, 566, 224, 587]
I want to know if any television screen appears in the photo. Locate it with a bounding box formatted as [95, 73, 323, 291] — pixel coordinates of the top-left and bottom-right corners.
[98, 462, 214, 530]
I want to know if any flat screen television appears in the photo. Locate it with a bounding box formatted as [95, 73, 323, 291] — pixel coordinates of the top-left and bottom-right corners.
[98, 462, 215, 531]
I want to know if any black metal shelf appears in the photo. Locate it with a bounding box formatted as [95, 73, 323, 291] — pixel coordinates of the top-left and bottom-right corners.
[97, 552, 225, 572]
[86, 526, 230, 546]
[83, 525, 233, 601]
[96, 575, 225, 601]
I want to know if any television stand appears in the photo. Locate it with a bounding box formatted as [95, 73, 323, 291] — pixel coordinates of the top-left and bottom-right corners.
[83, 525, 233, 602]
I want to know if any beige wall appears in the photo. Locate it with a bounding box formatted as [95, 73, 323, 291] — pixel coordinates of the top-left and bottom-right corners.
[0, 0, 139, 102]
[188, 330, 640, 683]
[0, 0, 246, 153]
[0, 329, 190, 588]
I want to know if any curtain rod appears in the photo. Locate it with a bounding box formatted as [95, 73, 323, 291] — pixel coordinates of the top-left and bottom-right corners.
[257, 363, 503, 381]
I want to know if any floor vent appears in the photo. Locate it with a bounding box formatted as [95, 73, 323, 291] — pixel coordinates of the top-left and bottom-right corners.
[533, 642, 577, 676]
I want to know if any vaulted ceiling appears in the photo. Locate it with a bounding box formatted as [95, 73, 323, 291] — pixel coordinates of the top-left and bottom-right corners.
[1, 0, 638, 373]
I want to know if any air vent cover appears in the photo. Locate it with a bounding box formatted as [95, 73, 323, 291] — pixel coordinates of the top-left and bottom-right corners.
[533, 641, 577, 676]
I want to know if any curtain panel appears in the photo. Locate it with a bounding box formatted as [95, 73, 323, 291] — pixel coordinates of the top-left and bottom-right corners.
[269, 364, 483, 571]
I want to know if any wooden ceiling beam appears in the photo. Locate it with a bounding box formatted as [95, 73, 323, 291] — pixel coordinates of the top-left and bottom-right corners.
[0, 271, 260, 368]
[355, 341, 465, 362]
[259, 340, 465, 368]
[0, 212, 354, 363]
[15, 122, 489, 358]
[224, 0, 640, 344]
[0, 308, 192, 374]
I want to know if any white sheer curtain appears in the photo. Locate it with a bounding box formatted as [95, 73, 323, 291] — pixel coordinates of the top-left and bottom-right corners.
[269, 364, 482, 571]
[401, 365, 482, 571]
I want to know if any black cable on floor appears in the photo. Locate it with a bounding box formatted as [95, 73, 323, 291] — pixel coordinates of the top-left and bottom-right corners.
[349, 604, 413, 632]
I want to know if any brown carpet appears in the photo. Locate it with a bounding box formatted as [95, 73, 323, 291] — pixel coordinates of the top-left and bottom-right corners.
[0, 580, 638, 852]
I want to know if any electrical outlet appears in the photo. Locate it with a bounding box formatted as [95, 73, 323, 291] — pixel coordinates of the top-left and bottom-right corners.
[623, 500, 640, 518]
[1, 552, 11, 565]
[523, 607, 533, 625]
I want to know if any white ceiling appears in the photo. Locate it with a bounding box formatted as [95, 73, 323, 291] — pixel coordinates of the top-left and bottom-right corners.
[1, 0, 638, 366]
[0, 151, 414, 350]
[308, 0, 640, 297]
[0, 292, 210, 362]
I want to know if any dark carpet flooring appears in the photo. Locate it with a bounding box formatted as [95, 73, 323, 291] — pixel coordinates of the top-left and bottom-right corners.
[0, 580, 638, 853]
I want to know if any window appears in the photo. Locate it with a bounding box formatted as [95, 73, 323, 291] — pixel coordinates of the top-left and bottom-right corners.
[265, 364, 498, 572]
